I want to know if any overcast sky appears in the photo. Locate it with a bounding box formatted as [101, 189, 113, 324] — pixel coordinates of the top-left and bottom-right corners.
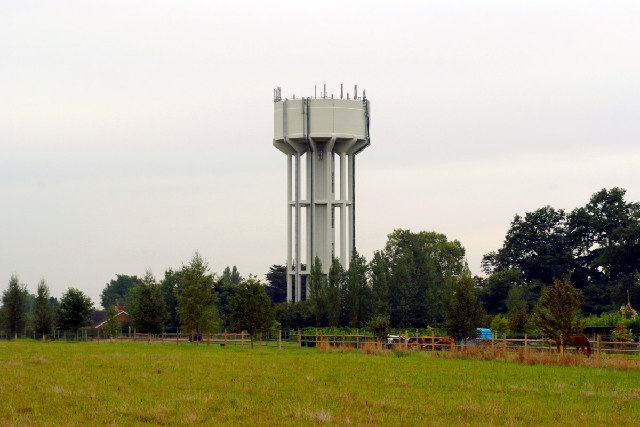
[2, 1, 639, 306]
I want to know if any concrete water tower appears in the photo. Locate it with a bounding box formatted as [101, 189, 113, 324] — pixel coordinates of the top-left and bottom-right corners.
[273, 85, 370, 302]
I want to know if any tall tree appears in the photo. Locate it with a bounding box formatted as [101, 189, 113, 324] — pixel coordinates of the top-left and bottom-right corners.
[370, 251, 390, 317]
[388, 250, 415, 328]
[273, 300, 313, 330]
[100, 274, 142, 309]
[1, 274, 28, 339]
[57, 288, 94, 339]
[221, 266, 242, 285]
[482, 206, 572, 285]
[265, 265, 287, 303]
[175, 253, 218, 335]
[443, 275, 485, 342]
[307, 257, 327, 326]
[326, 258, 343, 327]
[568, 188, 640, 312]
[160, 269, 182, 330]
[476, 268, 524, 314]
[127, 270, 167, 334]
[535, 278, 585, 345]
[214, 276, 238, 327]
[33, 279, 55, 337]
[343, 249, 371, 328]
[385, 229, 466, 327]
[229, 277, 274, 348]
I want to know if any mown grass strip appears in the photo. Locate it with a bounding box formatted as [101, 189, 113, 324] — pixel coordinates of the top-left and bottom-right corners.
[1, 341, 639, 425]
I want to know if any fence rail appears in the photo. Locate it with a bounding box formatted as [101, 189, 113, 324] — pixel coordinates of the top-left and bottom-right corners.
[299, 332, 640, 356]
[3, 329, 639, 356]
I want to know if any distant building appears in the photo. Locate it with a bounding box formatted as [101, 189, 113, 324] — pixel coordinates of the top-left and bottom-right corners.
[93, 301, 130, 329]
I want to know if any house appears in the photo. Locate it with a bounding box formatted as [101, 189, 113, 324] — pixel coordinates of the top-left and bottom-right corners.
[94, 302, 131, 329]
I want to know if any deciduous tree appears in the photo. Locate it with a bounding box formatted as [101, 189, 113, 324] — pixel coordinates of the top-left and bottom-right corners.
[175, 253, 218, 335]
[127, 270, 167, 334]
[229, 277, 274, 348]
[265, 265, 287, 304]
[368, 315, 391, 344]
[57, 288, 94, 339]
[100, 274, 142, 309]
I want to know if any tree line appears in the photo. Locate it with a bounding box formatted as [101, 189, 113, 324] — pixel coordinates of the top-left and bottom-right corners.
[478, 187, 640, 319]
[0, 254, 274, 346]
[2, 187, 638, 343]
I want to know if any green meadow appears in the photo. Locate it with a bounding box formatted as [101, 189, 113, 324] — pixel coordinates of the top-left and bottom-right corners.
[1, 341, 639, 425]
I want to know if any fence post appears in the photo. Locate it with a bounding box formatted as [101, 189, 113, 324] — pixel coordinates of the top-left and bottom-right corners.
[431, 330, 435, 352]
[356, 328, 359, 349]
[560, 335, 564, 356]
[134, 328, 136, 343]
[148, 332, 150, 345]
[491, 332, 495, 357]
[207, 332, 210, 346]
[524, 333, 528, 355]
[241, 331, 245, 348]
[225, 328, 228, 347]
[319, 330, 323, 347]
[502, 333, 506, 354]
[177, 329, 179, 345]
[162, 332, 164, 344]
[405, 330, 408, 350]
[298, 329, 301, 349]
[259, 332, 262, 347]
[129, 326, 131, 342]
[278, 329, 282, 350]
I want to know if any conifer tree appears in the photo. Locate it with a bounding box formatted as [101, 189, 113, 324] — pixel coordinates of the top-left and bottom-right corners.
[1, 275, 28, 339]
[175, 253, 218, 335]
[344, 250, 371, 328]
[229, 277, 274, 348]
[127, 270, 167, 334]
[307, 257, 327, 326]
[326, 258, 343, 327]
[33, 279, 55, 338]
[535, 278, 585, 345]
[443, 275, 484, 342]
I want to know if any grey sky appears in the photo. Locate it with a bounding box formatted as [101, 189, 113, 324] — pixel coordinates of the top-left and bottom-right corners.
[2, 1, 639, 306]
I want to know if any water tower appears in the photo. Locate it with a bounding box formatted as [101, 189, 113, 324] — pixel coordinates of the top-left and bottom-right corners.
[273, 85, 370, 302]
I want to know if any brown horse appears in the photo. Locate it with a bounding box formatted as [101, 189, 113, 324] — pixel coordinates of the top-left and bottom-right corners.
[557, 334, 591, 357]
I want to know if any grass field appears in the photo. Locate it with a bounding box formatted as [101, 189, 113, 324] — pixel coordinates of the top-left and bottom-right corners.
[1, 341, 639, 425]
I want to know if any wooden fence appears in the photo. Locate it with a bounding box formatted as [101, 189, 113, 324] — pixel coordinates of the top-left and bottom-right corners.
[299, 331, 640, 356]
[4, 329, 640, 356]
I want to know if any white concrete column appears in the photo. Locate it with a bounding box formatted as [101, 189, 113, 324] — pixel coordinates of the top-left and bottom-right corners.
[306, 152, 312, 271]
[348, 154, 355, 262]
[295, 152, 301, 302]
[325, 148, 333, 270]
[286, 154, 292, 302]
[340, 152, 347, 268]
